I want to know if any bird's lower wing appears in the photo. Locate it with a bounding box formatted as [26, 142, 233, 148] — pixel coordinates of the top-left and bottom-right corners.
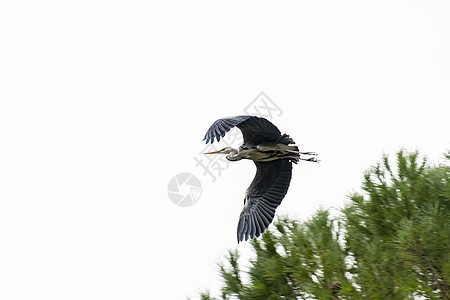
[237, 160, 293, 243]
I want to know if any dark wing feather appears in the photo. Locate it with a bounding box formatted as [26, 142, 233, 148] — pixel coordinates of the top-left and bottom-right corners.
[203, 115, 281, 145]
[237, 159, 293, 243]
[236, 116, 281, 146]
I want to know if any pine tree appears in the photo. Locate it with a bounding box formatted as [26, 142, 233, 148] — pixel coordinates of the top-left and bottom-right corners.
[195, 151, 450, 299]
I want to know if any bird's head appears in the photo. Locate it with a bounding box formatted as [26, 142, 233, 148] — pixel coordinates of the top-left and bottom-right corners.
[204, 147, 235, 155]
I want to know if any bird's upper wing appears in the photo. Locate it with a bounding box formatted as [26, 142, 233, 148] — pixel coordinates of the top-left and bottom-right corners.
[202, 115, 281, 145]
[237, 159, 293, 243]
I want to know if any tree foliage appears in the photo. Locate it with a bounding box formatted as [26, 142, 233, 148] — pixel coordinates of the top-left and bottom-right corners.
[195, 151, 450, 299]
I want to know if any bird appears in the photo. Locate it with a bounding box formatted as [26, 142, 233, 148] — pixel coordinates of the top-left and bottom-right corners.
[202, 115, 318, 243]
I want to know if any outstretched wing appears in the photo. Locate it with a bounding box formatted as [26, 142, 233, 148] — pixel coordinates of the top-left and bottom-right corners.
[203, 115, 281, 145]
[237, 159, 293, 243]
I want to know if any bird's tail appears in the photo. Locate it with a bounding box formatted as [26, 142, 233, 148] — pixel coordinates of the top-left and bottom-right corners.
[276, 134, 299, 163]
[277, 134, 296, 145]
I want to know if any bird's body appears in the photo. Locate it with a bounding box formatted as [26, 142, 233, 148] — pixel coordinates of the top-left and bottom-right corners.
[219, 141, 301, 163]
[203, 115, 317, 243]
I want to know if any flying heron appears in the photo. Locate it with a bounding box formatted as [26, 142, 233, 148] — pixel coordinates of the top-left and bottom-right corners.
[203, 115, 317, 243]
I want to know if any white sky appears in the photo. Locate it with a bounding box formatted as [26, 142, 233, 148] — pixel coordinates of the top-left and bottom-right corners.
[1, 1, 449, 299]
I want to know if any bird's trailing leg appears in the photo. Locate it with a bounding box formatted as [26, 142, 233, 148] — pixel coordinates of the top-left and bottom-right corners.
[299, 156, 320, 163]
[299, 151, 317, 156]
[299, 151, 320, 163]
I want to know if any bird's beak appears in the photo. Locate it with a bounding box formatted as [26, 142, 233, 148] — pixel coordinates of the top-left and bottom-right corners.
[204, 149, 223, 154]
